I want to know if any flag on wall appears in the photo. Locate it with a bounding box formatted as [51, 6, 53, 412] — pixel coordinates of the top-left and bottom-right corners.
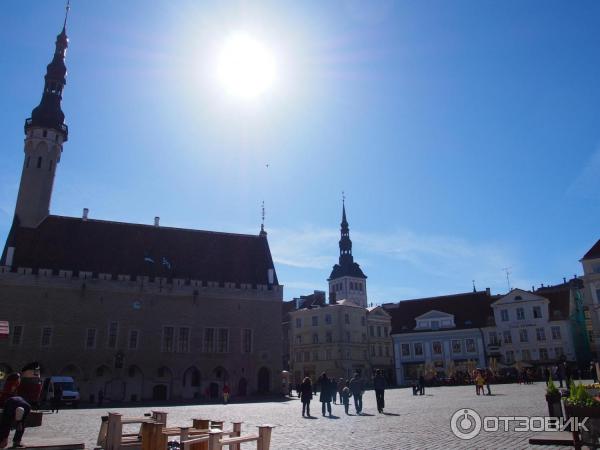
[0, 321, 9, 339]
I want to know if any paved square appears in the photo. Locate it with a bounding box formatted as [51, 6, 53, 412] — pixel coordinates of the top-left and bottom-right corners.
[22, 382, 576, 449]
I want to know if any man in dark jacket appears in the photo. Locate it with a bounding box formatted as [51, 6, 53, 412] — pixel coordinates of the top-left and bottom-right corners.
[349, 372, 364, 414]
[318, 373, 332, 416]
[0, 395, 31, 448]
[373, 370, 386, 413]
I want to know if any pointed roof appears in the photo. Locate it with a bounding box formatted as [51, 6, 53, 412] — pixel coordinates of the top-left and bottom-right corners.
[328, 200, 366, 280]
[583, 239, 600, 260]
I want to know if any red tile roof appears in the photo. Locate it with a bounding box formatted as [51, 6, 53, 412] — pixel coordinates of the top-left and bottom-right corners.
[1, 215, 278, 285]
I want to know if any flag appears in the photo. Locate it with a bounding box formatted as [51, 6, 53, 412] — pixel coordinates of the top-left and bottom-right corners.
[144, 256, 155, 264]
[0, 321, 9, 339]
[161, 257, 171, 270]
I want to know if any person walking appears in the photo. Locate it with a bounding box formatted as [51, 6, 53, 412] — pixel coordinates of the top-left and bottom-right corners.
[222, 384, 230, 405]
[485, 369, 492, 395]
[300, 377, 313, 417]
[349, 372, 364, 414]
[373, 370, 386, 413]
[475, 372, 484, 395]
[51, 384, 62, 413]
[331, 377, 338, 404]
[341, 380, 352, 415]
[318, 372, 332, 416]
[418, 374, 426, 395]
[337, 378, 345, 403]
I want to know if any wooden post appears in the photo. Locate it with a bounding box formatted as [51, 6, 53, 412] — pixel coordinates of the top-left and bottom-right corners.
[155, 423, 167, 450]
[96, 415, 108, 448]
[208, 430, 223, 450]
[257, 425, 273, 450]
[106, 412, 123, 450]
[141, 422, 154, 450]
[230, 422, 242, 450]
[191, 420, 210, 450]
[180, 427, 190, 441]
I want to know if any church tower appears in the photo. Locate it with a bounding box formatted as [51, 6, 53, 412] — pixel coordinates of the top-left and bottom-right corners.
[328, 200, 368, 307]
[14, 14, 69, 228]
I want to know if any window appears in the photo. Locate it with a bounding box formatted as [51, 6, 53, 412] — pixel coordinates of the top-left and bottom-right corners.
[295, 352, 302, 362]
[107, 322, 118, 349]
[432, 341, 442, 355]
[369, 326, 374, 337]
[204, 328, 215, 352]
[359, 283, 363, 291]
[345, 331, 351, 343]
[350, 282, 354, 290]
[414, 342, 424, 356]
[304, 351, 310, 361]
[313, 351, 319, 361]
[41, 327, 52, 347]
[431, 320, 439, 330]
[128, 330, 139, 350]
[522, 349, 531, 361]
[539, 348, 549, 361]
[384, 327, 388, 337]
[312, 316, 318, 326]
[11, 325, 23, 346]
[85, 328, 96, 349]
[378, 345, 383, 356]
[501, 310, 509, 322]
[452, 340, 462, 354]
[517, 308, 525, 320]
[519, 329, 528, 343]
[465, 338, 476, 353]
[312, 333, 319, 344]
[505, 350, 514, 364]
[361, 316, 366, 326]
[325, 314, 332, 325]
[295, 335, 302, 344]
[377, 326, 382, 337]
[346, 349, 351, 359]
[326, 349, 332, 359]
[218, 328, 229, 353]
[162, 326, 174, 352]
[554, 347, 564, 358]
[371, 345, 376, 356]
[401, 343, 411, 357]
[326, 331, 332, 343]
[295, 318, 302, 328]
[178, 327, 190, 352]
[43, 130, 47, 137]
[344, 314, 350, 325]
[551, 326, 562, 340]
[503, 330, 512, 344]
[385, 346, 390, 357]
[37, 156, 42, 168]
[362, 333, 367, 342]
[533, 306, 542, 319]
[489, 331, 498, 345]
[536, 327, 546, 342]
[242, 329, 253, 353]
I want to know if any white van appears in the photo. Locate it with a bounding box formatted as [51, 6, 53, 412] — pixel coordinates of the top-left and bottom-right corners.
[42, 376, 80, 407]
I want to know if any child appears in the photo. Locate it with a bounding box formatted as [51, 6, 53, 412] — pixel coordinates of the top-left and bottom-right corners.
[341, 380, 352, 414]
[475, 372, 484, 395]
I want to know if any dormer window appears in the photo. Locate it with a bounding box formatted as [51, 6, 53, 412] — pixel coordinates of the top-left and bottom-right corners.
[431, 320, 439, 330]
[515, 295, 522, 300]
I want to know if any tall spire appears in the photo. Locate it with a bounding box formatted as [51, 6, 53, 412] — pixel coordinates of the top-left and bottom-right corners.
[259, 201, 267, 237]
[25, 2, 70, 141]
[338, 194, 353, 265]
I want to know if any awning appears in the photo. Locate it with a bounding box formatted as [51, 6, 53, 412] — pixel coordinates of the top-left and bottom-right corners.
[0, 321, 8, 339]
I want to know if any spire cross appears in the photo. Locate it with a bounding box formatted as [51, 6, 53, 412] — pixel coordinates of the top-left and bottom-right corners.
[342, 191, 345, 205]
[261, 201, 265, 231]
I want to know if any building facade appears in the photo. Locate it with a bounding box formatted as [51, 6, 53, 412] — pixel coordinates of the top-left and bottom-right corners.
[0, 14, 283, 402]
[581, 239, 600, 359]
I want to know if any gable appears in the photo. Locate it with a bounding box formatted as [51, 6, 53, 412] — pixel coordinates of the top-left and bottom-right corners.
[415, 309, 454, 321]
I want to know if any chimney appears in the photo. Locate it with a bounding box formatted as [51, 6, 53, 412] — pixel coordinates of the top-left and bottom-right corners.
[563, 277, 567, 284]
[485, 287, 491, 296]
[154, 216, 160, 227]
[82, 208, 89, 221]
[267, 268, 274, 285]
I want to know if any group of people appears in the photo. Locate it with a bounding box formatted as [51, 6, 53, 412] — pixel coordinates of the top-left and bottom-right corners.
[298, 370, 387, 417]
[473, 369, 492, 395]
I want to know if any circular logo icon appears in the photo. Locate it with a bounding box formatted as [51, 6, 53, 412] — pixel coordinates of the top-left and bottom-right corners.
[450, 408, 482, 440]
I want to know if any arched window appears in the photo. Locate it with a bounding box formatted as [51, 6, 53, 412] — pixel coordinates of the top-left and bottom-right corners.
[37, 157, 42, 168]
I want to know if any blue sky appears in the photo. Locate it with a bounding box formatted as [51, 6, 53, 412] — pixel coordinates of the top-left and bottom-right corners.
[1, 1, 599, 303]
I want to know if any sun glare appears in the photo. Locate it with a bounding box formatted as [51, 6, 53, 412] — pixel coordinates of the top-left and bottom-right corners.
[216, 32, 277, 100]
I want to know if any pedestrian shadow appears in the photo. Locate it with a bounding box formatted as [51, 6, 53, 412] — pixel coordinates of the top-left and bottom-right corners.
[358, 413, 375, 416]
[382, 412, 400, 416]
[327, 415, 340, 419]
[303, 416, 318, 419]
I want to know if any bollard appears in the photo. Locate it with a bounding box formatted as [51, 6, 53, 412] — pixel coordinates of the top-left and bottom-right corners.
[207, 430, 223, 450]
[230, 422, 242, 450]
[257, 425, 273, 450]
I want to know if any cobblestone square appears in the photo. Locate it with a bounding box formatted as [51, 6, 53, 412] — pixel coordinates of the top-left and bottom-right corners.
[22, 382, 578, 449]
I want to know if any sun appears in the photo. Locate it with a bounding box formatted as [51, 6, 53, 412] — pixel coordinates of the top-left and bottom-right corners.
[216, 32, 277, 100]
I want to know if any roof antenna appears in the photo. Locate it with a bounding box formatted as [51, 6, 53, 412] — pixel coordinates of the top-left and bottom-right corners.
[63, 0, 71, 30]
[502, 267, 512, 292]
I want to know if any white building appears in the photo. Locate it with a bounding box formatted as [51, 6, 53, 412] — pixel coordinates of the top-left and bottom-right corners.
[581, 239, 600, 358]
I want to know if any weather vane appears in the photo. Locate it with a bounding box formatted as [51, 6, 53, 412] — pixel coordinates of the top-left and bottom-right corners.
[261, 200, 265, 230]
[64, 0, 71, 29]
[342, 191, 346, 205]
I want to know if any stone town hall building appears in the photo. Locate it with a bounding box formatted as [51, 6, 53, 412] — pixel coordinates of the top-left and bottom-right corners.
[0, 17, 282, 401]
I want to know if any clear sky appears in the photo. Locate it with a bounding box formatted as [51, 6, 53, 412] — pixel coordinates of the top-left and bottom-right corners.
[1, 1, 599, 303]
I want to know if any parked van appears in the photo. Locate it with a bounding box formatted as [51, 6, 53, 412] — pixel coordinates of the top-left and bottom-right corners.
[42, 376, 80, 407]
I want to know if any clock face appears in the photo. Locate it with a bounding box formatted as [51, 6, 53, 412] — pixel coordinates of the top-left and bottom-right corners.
[133, 300, 141, 310]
